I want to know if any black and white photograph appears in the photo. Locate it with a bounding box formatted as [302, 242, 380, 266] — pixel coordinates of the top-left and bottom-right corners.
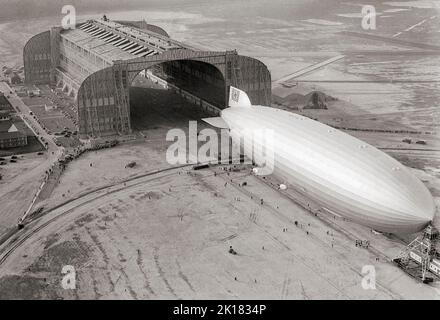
[0, 0, 439, 306]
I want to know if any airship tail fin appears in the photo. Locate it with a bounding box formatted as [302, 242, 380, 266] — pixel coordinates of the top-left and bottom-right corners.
[202, 117, 229, 129]
[228, 86, 252, 108]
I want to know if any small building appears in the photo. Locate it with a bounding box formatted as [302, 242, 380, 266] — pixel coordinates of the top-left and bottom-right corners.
[0, 121, 28, 149]
[27, 89, 41, 97]
[0, 111, 11, 121]
[0, 94, 14, 118]
[9, 73, 22, 85]
[2, 67, 12, 76]
[45, 103, 57, 111]
[0, 94, 11, 109]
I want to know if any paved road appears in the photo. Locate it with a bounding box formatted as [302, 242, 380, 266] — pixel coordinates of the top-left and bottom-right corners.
[0, 81, 64, 228]
[273, 55, 345, 85]
[341, 31, 440, 51]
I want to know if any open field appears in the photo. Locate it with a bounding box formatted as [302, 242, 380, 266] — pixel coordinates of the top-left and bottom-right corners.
[0, 152, 48, 235]
[27, 105, 74, 134]
[23, 94, 76, 135]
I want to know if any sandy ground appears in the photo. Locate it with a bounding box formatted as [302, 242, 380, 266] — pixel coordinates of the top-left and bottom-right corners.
[0, 143, 439, 299]
[0, 154, 48, 234]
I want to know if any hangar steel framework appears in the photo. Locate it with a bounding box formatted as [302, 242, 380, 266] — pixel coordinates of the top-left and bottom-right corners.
[23, 18, 272, 138]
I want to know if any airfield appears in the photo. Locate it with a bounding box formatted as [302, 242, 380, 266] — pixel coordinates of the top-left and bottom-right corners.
[0, 81, 439, 299]
[0, 1, 439, 299]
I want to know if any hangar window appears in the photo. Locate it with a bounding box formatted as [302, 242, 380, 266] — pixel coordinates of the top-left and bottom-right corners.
[122, 71, 127, 86]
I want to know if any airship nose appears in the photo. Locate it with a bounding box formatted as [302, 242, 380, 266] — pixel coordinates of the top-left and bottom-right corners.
[369, 174, 435, 233]
[387, 167, 436, 227]
[415, 200, 435, 222]
[405, 188, 436, 225]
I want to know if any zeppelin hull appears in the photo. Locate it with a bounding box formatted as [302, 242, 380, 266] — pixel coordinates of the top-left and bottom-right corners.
[222, 106, 435, 234]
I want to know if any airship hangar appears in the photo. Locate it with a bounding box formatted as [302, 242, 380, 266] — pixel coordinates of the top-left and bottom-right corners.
[23, 18, 272, 139]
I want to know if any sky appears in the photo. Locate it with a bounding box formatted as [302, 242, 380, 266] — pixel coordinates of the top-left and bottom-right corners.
[0, 0, 198, 21]
[2, 0, 432, 22]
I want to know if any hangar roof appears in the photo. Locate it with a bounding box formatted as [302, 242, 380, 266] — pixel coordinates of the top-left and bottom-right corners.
[59, 19, 194, 65]
[61, 26, 135, 64]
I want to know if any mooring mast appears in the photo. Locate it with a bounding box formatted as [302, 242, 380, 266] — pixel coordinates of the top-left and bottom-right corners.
[394, 225, 440, 283]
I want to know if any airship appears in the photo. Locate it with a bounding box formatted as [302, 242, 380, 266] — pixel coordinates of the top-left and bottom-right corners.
[203, 86, 436, 234]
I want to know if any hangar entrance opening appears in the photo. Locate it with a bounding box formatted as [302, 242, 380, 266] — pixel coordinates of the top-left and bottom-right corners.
[129, 60, 226, 135]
